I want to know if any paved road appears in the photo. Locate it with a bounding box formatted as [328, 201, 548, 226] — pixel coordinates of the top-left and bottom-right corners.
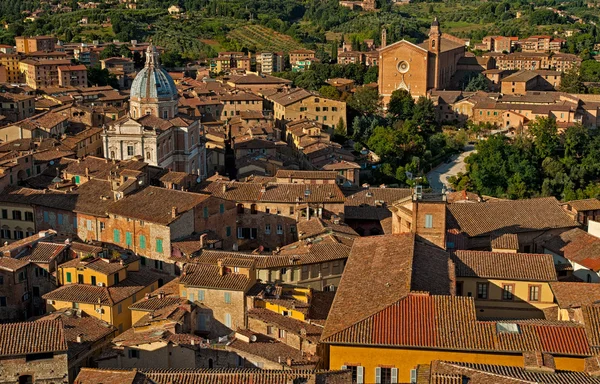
[427, 145, 476, 192]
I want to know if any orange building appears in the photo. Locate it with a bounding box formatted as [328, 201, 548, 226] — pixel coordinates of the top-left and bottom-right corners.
[379, 18, 465, 103]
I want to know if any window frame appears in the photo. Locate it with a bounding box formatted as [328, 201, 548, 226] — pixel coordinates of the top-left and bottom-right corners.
[476, 282, 489, 300]
[502, 283, 515, 301]
[528, 284, 541, 302]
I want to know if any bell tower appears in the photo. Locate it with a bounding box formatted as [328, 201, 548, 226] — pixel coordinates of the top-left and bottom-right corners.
[429, 17, 441, 53]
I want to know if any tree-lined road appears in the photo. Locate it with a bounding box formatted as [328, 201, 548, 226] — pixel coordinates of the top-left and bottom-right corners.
[427, 145, 476, 192]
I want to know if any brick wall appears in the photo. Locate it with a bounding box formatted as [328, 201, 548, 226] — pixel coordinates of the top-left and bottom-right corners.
[0, 352, 68, 383]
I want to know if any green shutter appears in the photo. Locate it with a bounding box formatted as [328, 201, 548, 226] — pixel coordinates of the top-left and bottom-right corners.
[74, 175, 80, 184]
[156, 239, 163, 253]
[126, 232, 132, 246]
[220, 204, 225, 214]
[203, 206, 209, 218]
[139, 235, 146, 249]
[66, 272, 72, 283]
[113, 229, 120, 243]
[226, 226, 231, 237]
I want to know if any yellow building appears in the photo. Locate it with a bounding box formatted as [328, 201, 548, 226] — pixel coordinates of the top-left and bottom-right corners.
[253, 285, 312, 322]
[0, 53, 21, 83]
[452, 250, 558, 319]
[321, 234, 595, 383]
[44, 254, 163, 334]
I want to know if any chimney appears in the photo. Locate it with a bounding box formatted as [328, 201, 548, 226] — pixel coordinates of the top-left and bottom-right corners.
[158, 291, 165, 299]
[85, 167, 89, 177]
[199, 233, 208, 248]
[145, 293, 150, 300]
[217, 259, 225, 276]
[171, 206, 177, 218]
[222, 184, 227, 193]
[260, 184, 266, 193]
[119, 259, 124, 266]
[585, 356, 600, 377]
[523, 352, 555, 374]
[286, 357, 293, 367]
[76, 334, 84, 343]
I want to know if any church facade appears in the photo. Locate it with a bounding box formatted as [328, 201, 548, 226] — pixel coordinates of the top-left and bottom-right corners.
[102, 45, 207, 179]
[378, 19, 466, 104]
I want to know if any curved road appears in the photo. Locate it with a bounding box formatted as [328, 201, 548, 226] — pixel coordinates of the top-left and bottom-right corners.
[427, 145, 476, 192]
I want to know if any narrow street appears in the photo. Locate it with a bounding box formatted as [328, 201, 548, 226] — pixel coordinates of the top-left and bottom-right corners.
[427, 145, 476, 192]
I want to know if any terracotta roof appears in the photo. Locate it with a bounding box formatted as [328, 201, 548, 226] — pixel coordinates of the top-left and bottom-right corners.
[108, 186, 210, 225]
[26, 242, 67, 262]
[550, 282, 600, 308]
[203, 181, 345, 203]
[322, 160, 360, 170]
[0, 256, 29, 271]
[322, 234, 416, 340]
[275, 169, 337, 180]
[180, 263, 250, 291]
[75, 368, 350, 384]
[565, 199, 600, 212]
[71, 179, 114, 216]
[228, 333, 318, 368]
[428, 360, 600, 384]
[491, 233, 519, 250]
[297, 217, 358, 239]
[343, 187, 411, 220]
[452, 250, 557, 281]
[228, 73, 292, 85]
[0, 319, 68, 356]
[541, 228, 600, 272]
[43, 270, 161, 305]
[323, 293, 592, 356]
[248, 308, 323, 343]
[37, 310, 115, 358]
[59, 256, 128, 275]
[447, 197, 577, 238]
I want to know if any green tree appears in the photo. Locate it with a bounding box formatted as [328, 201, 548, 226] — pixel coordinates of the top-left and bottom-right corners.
[412, 97, 436, 134]
[335, 117, 346, 136]
[559, 68, 585, 93]
[363, 65, 378, 84]
[347, 86, 381, 115]
[529, 116, 558, 159]
[119, 45, 132, 58]
[387, 89, 414, 120]
[99, 44, 120, 60]
[465, 74, 489, 92]
[87, 66, 118, 88]
[367, 125, 398, 158]
[319, 85, 340, 100]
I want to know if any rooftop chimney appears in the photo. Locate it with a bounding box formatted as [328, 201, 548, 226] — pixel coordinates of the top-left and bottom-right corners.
[222, 184, 227, 193]
[158, 291, 165, 299]
[76, 334, 84, 343]
[523, 351, 555, 374]
[217, 259, 225, 276]
[199, 233, 208, 248]
[85, 167, 89, 177]
[171, 206, 178, 218]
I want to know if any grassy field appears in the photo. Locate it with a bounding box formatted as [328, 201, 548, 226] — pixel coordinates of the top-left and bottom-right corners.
[227, 25, 303, 53]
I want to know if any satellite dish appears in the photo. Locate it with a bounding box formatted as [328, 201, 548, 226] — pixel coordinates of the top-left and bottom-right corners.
[250, 335, 257, 342]
[49, 160, 54, 165]
[196, 176, 201, 183]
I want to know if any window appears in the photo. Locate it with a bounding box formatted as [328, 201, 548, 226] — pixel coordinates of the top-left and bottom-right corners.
[86, 220, 92, 230]
[0, 276, 3, 285]
[12, 210, 21, 220]
[154, 260, 163, 270]
[78, 274, 84, 284]
[203, 206, 209, 218]
[425, 214, 433, 228]
[502, 284, 514, 300]
[529, 285, 540, 302]
[224, 292, 231, 304]
[100, 222, 105, 231]
[126, 231, 132, 246]
[0, 296, 6, 306]
[0, 229, 9, 239]
[265, 224, 271, 235]
[118, 304, 122, 314]
[57, 214, 63, 225]
[477, 282, 488, 299]
[237, 204, 244, 214]
[189, 292, 195, 302]
[375, 367, 397, 384]
[1, 209, 6, 219]
[277, 224, 283, 234]
[156, 239, 163, 253]
[223, 313, 233, 328]
[25, 212, 33, 221]
[72, 302, 79, 309]
[219, 203, 225, 214]
[113, 229, 120, 243]
[91, 276, 96, 286]
[226, 226, 231, 237]
[237, 227, 244, 239]
[127, 145, 134, 156]
[139, 235, 146, 249]
[114, 273, 120, 284]
[128, 349, 140, 359]
[66, 272, 72, 283]
[198, 290, 205, 301]
[289, 207, 294, 215]
[278, 329, 286, 338]
[290, 225, 296, 233]
[265, 207, 270, 214]
[250, 204, 257, 214]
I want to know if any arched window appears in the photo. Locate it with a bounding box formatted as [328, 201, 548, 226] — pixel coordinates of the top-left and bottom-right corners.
[146, 152, 151, 160]
[250, 204, 257, 214]
[110, 151, 115, 158]
[237, 204, 244, 214]
[208, 358, 214, 368]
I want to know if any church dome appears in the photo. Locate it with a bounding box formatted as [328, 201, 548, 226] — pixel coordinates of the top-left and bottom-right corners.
[130, 44, 178, 101]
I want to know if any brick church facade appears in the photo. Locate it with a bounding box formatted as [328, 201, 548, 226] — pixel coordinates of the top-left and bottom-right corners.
[378, 18, 466, 104]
